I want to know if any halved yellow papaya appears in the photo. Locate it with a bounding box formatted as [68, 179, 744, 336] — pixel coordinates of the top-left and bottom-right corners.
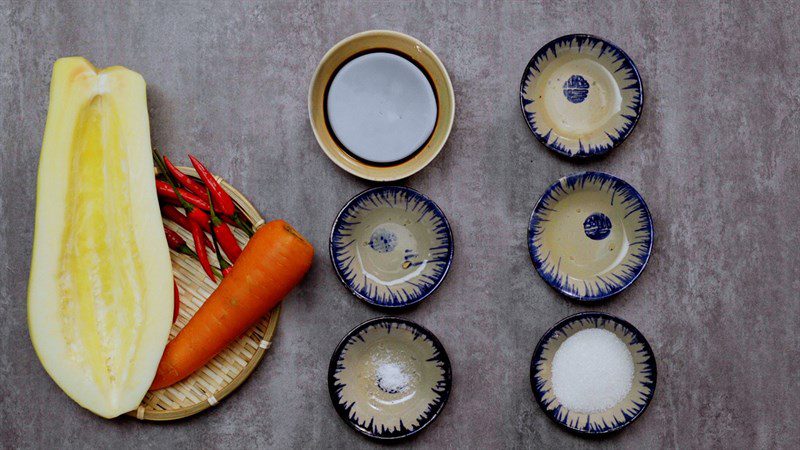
[28, 57, 173, 418]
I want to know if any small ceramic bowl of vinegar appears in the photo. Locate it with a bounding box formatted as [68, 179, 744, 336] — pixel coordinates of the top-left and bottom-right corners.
[328, 317, 452, 440]
[528, 172, 653, 301]
[329, 186, 453, 308]
[309, 30, 455, 181]
[520, 34, 643, 158]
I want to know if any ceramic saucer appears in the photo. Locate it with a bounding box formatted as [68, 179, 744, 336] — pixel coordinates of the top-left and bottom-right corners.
[520, 34, 643, 158]
[530, 312, 657, 434]
[330, 186, 453, 308]
[328, 317, 452, 440]
[528, 172, 653, 301]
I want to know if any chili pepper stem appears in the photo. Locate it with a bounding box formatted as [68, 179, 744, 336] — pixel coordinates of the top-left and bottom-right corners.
[152, 148, 175, 184]
[232, 212, 254, 237]
[177, 244, 199, 260]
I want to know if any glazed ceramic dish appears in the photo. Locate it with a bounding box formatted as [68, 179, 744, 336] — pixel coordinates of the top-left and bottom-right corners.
[330, 186, 453, 308]
[530, 312, 657, 434]
[528, 172, 653, 301]
[328, 317, 452, 440]
[520, 34, 643, 158]
[309, 30, 455, 181]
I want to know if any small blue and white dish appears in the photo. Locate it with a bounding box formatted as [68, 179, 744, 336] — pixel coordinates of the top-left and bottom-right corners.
[330, 186, 453, 308]
[530, 312, 657, 435]
[520, 34, 643, 158]
[328, 317, 452, 440]
[528, 172, 653, 301]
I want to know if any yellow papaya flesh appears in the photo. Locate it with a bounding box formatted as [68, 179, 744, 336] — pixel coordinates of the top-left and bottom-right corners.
[28, 57, 172, 418]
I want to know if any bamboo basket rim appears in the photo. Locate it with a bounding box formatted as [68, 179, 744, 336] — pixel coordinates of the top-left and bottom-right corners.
[129, 166, 280, 421]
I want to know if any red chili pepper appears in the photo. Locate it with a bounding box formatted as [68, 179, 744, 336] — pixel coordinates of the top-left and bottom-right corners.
[206, 190, 241, 262]
[222, 267, 233, 277]
[189, 220, 216, 282]
[183, 154, 252, 237]
[158, 195, 180, 208]
[221, 215, 237, 227]
[153, 177, 210, 231]
[164, 226, 186, 250]
[164, 226, 200, 259]
[214, 221, 241, 262]
[186, 207, 212, 233]
[189, 155, 236, 215]
[173, 281, 180, 323]
[164, 156, 206, 196]
[162, 206, 212, 245]
[154, 150, 216, 283]
[155, 180, 210, 212]
[163, 226, 223, 279]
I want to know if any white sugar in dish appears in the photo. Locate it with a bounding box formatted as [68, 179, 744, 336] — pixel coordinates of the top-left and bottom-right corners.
[551, 328, 634, 413]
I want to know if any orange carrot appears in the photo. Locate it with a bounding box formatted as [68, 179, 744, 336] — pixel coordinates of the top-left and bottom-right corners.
[150, 220, 313, 390]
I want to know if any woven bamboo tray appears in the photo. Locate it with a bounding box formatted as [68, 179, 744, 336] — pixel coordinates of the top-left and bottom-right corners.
[130, 167, 280, 421]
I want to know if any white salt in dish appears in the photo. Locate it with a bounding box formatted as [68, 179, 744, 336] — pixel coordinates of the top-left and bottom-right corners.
[328, 317, 452, 440]
[530, 312, 657, 435]
[326, 52, 438, 164]
[373, 355, 412, 395]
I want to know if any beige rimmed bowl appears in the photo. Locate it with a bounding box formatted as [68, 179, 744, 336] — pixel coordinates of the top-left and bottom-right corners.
[308, 30, 455, 181]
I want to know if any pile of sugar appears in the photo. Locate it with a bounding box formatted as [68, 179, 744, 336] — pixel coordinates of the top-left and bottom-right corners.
[551, 328, 634, 413]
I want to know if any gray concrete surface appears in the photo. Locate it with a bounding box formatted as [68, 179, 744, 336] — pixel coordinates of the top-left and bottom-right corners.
[1, 1, 799, 448]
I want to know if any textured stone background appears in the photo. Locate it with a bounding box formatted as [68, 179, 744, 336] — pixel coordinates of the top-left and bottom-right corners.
[1, 1, 799, 448]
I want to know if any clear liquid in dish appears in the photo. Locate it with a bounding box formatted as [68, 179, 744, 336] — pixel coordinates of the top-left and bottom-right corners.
[326, 52, 437, 164]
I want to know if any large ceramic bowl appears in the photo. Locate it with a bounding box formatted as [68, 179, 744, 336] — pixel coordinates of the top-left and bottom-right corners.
[330, 186, 453, 308]
[530, 312, 657, 435]
[520, 34, 643, 158]
[528, 172, 653, 301]
[328, 317, 452, 440]
[309, 30, 455, 181]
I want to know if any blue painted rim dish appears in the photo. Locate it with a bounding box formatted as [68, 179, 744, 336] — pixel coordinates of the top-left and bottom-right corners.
[328, 317, 452, 440]
[329, 186, 454, 308]
[530, 312, 657, 435]
[527, 171, 653, 301]
[519, 34, 644, 158]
